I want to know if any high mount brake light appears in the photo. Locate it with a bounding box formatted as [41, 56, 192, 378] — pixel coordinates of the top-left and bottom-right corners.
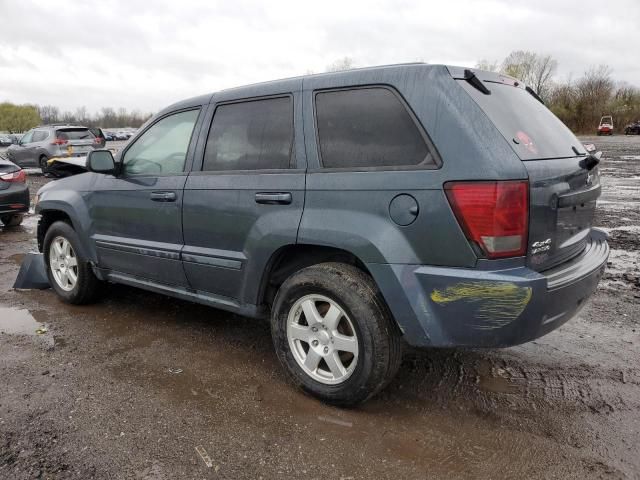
[445, 180, 529, 259]
[0, 170, 26, 183]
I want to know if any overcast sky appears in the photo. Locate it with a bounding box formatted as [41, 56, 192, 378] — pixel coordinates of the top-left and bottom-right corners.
[1, 0, 638, 114]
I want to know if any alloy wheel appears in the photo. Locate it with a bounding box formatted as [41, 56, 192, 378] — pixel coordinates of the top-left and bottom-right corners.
[287, 294, 359, 385]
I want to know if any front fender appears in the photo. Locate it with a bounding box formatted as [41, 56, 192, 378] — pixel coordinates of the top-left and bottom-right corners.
[36, 186, 96, 264]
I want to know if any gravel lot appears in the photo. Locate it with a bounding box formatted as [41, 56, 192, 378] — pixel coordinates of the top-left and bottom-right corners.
[0, 136, 639, 479]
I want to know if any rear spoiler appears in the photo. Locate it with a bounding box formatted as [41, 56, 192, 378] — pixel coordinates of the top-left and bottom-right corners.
[446, 66, 518, 85]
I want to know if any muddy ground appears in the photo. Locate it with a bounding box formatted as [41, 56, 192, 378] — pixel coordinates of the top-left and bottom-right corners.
[0, 136, 638, 479]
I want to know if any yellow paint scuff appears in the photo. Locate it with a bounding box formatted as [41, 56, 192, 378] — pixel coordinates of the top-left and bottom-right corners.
[430, 282, 532, 329]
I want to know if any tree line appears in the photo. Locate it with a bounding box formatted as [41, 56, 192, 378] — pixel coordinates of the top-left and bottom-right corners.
[0, 103, 153, 133]
[477, 51, 639, 133]
[3, 53, 638, 135]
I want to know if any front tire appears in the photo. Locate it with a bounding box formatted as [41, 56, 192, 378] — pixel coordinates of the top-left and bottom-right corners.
[271, 262, 402, 406]
[1, 214, 24, 227]
[43, 221, 101, 304]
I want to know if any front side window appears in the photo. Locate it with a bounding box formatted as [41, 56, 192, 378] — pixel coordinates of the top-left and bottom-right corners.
[203, 96, 293, 171]
[315, 87, 432, 169]
[123, 109, 200, 175]
[20, 130, 34, 144]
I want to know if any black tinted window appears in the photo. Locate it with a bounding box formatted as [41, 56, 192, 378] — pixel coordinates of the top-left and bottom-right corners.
[458, 80, 585, 160]
[203, 97, 293, 171]
[315, 88, 431, 168]
[56, 128, 94, 140]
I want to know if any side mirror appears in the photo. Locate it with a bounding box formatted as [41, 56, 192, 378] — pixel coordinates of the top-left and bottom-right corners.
[87, 150, 117, 175]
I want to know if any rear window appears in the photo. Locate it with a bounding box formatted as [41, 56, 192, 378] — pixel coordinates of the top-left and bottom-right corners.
[458, 80, 585, 160]
[315, 88, 433, 169]
[56, 128, 94, 141]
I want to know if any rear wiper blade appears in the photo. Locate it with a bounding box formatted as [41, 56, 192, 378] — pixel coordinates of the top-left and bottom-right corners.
[464, 69, 491, 95]
[525, 86, 544, 105]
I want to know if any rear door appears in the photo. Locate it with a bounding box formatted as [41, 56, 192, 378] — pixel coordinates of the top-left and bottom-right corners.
[182, 80, 305, 305]
[89, 108, 203, 285]
[89, 127, 106, 148]
[457, 73, 600, 271]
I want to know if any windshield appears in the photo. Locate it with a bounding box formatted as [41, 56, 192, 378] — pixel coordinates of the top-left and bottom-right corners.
[458, 80, 585, 160]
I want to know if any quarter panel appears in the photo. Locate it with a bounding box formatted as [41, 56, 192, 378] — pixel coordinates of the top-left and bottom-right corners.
[300, 65, 525, 267]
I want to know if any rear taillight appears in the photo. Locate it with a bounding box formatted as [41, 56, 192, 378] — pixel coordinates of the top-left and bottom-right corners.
[52, 138, 68, 145]
[445, 180, 529, 259]
[94, 137, 103, 144]
[0, 170, 26, 183]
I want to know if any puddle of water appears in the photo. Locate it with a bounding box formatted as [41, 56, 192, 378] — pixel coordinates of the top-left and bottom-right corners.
[0, 306, 45, 335]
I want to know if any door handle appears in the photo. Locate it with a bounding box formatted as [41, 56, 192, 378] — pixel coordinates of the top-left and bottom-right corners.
[255, 192, 292, 205]
[150, 191, 177, 202]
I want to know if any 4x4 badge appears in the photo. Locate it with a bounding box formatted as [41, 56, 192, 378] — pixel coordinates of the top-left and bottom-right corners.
[531, 238, 551, 254]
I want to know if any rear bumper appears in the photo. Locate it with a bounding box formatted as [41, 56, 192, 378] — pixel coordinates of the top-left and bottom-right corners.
[368, 229, 609, 348]
[0, 183, 30, 215]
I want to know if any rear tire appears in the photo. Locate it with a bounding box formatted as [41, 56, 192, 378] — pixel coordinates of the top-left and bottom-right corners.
[271, 262, 402, 406]
[1, 214, 23, 227]
[39, 155, 49, 173]
[43, 221, 101, 304]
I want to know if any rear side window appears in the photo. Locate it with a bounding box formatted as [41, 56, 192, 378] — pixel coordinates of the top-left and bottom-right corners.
[458, 80, 585, 160]
[32, 130, 48, 142]
[315, 88, 432, 169]
[56, 128, 94, 141]
[203, 96, 293, 171]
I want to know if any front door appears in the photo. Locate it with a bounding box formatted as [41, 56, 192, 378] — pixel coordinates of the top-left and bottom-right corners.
[88, 108, 203, 286]
[182, 80, 306, 307]
[12, 130, 34, 166]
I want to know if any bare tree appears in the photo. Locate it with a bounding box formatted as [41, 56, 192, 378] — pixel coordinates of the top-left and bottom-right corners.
[573, 65, 615, 131]
[325, 57, 356, 72]
[75, 106, 89, 125]
[38, 105, 60, 125]
[501, 50, 557, 99]
[530, 54, 558, 99]
[475, 59, 499, 72]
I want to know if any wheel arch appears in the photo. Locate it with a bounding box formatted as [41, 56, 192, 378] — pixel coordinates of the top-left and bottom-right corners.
[256, 243, 374, 308]
[37, 201, 96, 264]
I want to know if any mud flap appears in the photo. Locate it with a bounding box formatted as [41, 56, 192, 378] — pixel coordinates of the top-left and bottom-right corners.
[13, 253, 50, 290]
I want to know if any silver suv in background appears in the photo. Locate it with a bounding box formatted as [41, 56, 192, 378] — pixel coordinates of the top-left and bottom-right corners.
[6, 125, 102, 170]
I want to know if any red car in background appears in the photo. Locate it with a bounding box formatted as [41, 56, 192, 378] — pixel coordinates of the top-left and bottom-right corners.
[597, 115, 614, 135]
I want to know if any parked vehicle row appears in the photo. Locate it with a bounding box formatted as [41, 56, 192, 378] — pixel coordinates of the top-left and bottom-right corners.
[35, 64, 608, 405]
[0, 133, 23, 146]
[624, 121, 640, 135]
[103, 130, 136, 141]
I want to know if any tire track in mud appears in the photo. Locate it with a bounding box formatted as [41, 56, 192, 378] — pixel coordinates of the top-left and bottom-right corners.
[398, 349, 640, 419]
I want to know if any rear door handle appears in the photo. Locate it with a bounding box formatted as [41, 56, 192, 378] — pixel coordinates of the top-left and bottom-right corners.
[255, 192, 292, 205]
[150, 191, 177, 202]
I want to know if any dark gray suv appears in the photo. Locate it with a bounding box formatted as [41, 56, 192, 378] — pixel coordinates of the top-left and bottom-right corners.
[34, 64, 609, 405]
